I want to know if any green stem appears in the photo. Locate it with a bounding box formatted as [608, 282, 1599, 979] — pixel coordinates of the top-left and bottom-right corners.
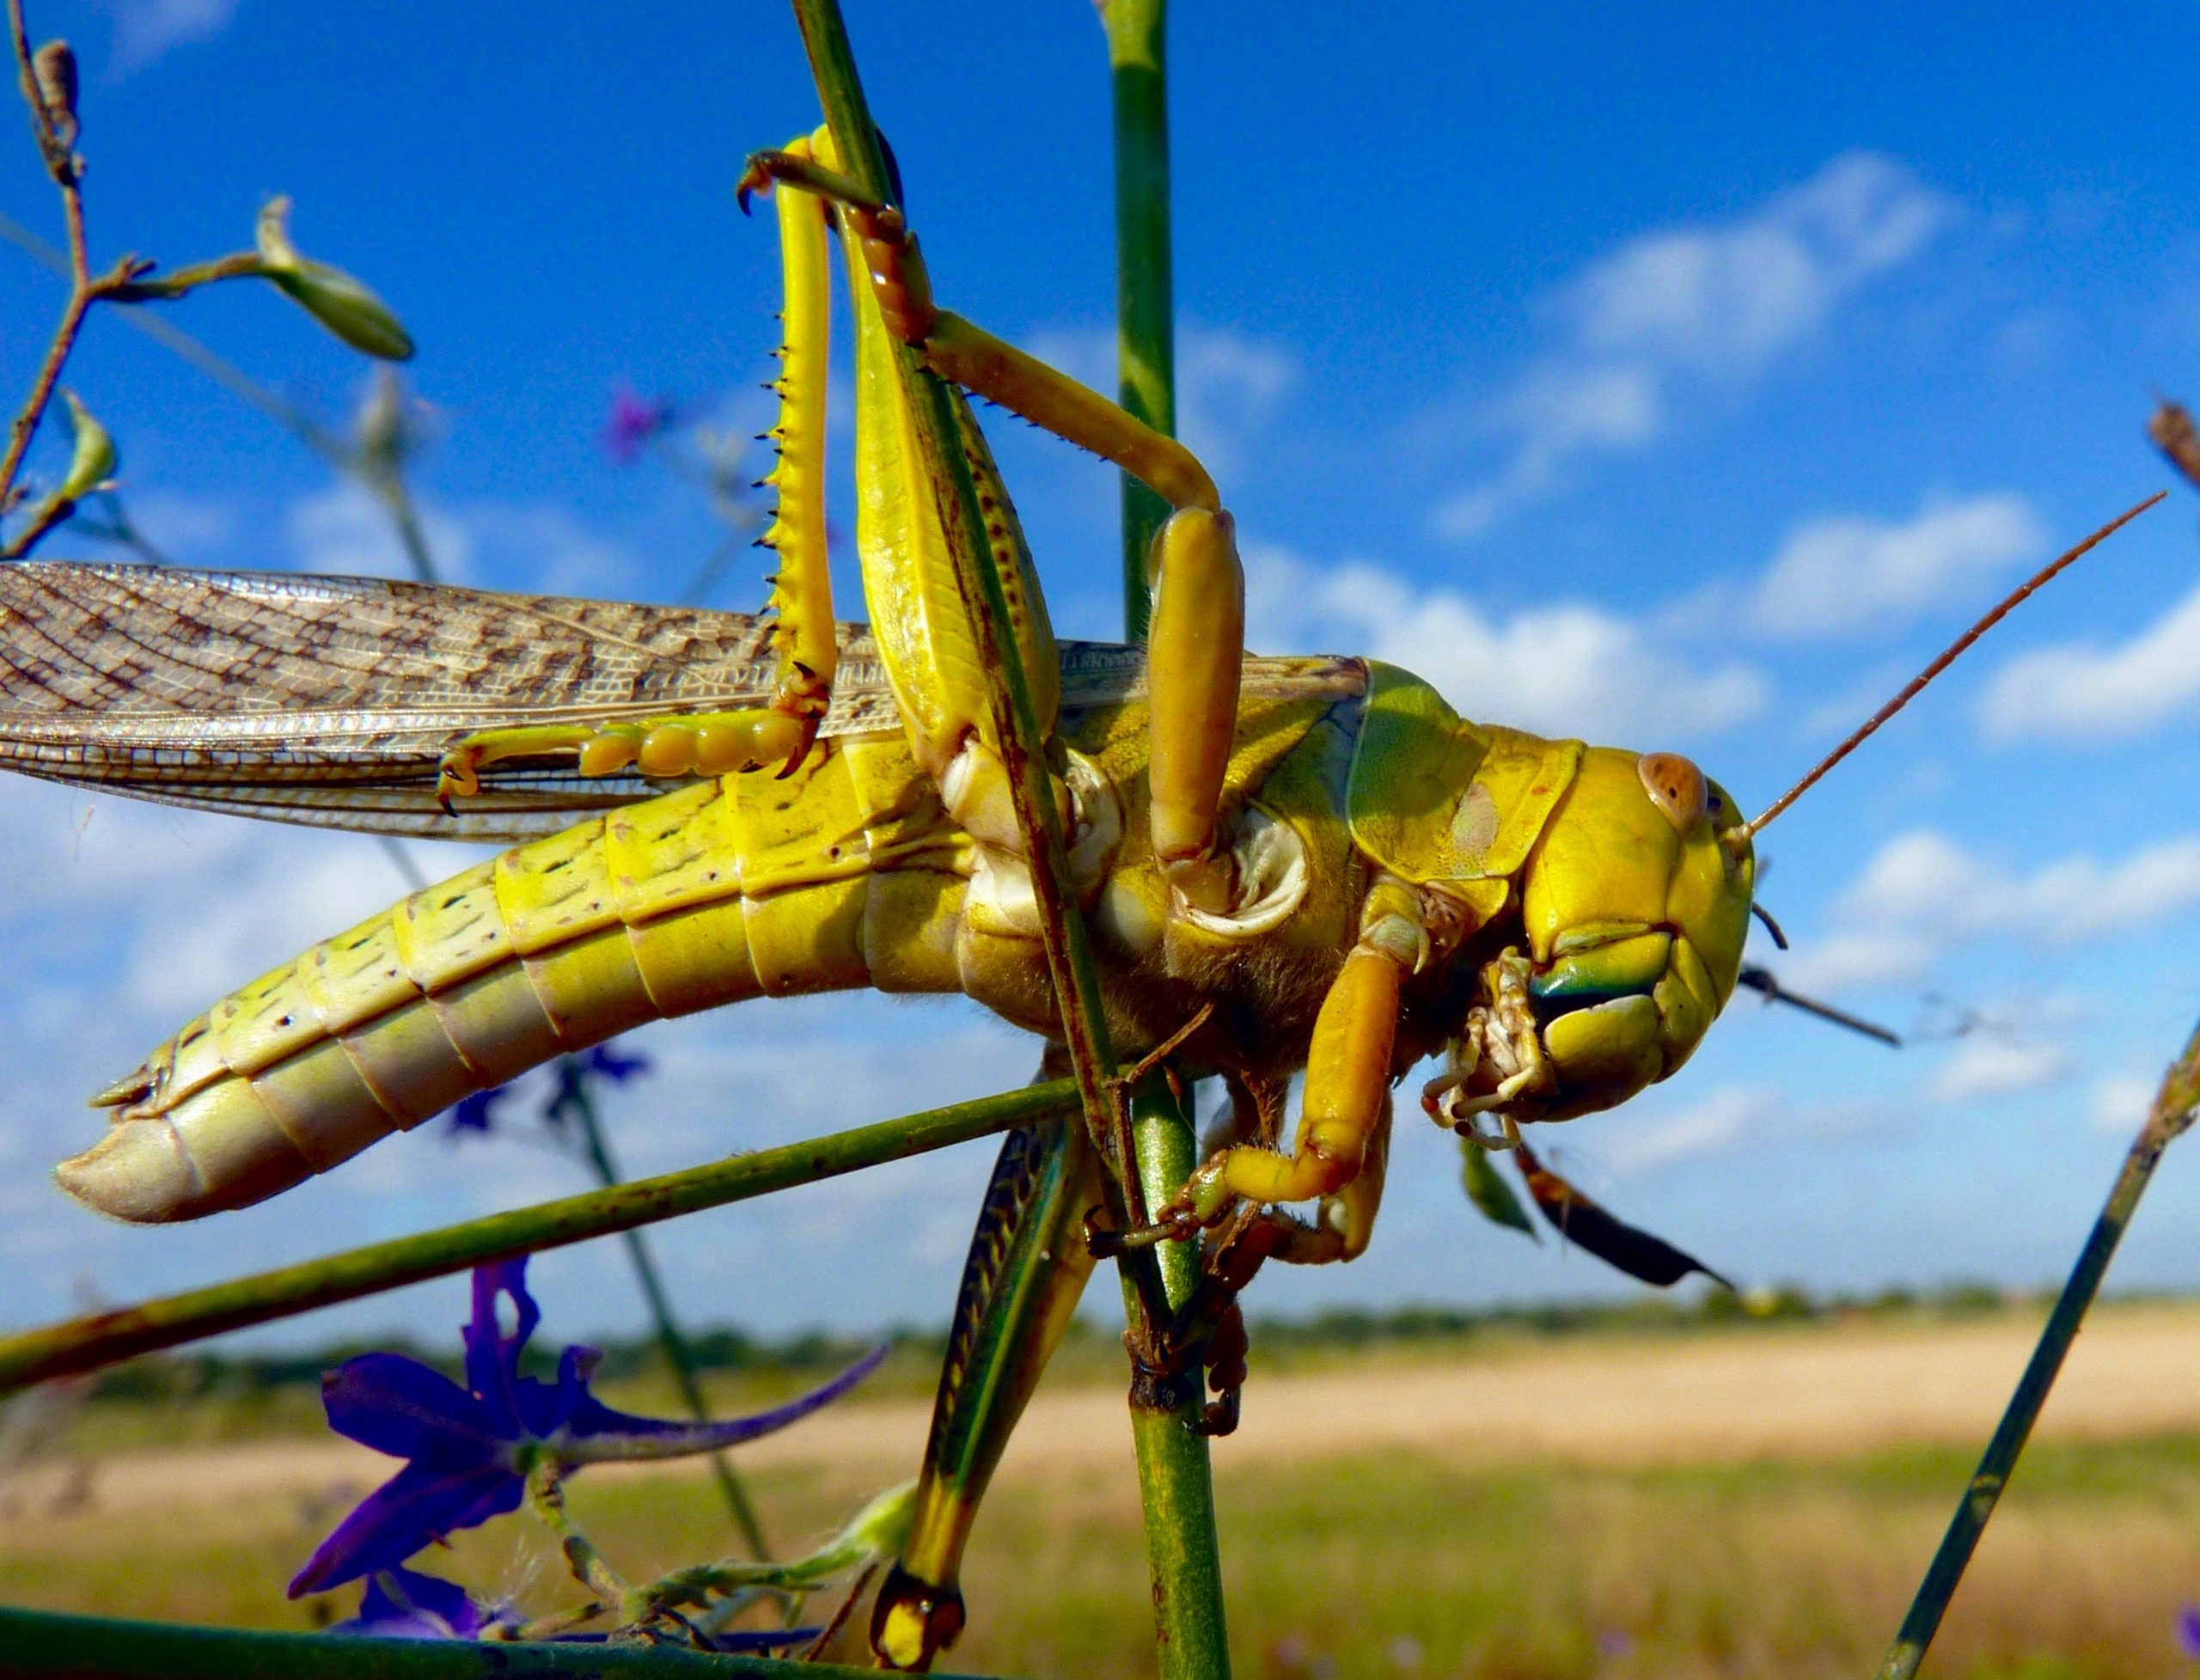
[0, 1080, 1076, 1396]
[0, 1608, 1003, 1679]
[1875, 1017, 2200, 1680]
[1121, 1087, 1231, 1677]
[1105, 0, 1175, 642]
[371, 467, 440, 583]
[1103, 3, 1231, 1671]
[566, 1075, 773, 1560]
[527, 1455, 630, 1605]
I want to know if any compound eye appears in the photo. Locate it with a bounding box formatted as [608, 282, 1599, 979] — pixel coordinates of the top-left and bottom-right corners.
[1638, 751, 1708, 834]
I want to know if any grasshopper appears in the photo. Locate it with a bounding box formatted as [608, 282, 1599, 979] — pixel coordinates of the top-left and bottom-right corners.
[0, 102, 2147, 1667]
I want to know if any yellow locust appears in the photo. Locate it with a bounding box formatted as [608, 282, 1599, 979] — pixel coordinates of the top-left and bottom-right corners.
[0, 115, 2145, 1669]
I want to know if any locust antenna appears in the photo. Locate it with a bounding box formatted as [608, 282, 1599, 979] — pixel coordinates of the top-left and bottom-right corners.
[1738, 492, 2166, 842]
[1736, 966, 1901, 1048]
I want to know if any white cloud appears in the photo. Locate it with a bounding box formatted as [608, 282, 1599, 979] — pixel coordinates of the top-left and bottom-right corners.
[1246, 541, 1766, 742]
[2087, 1073, 2157, 1136]
[286, 484, 474, 583]
[1598, 1086, 1782, 1174]
[99, 0, 238, 73]
[1786, 828, 2200, 989]
[1433, 153, 1952, 539]
[284, 485, 645, 599]
[1928, 1036, 2075, 1103]
[1977, 580, 2200, 743]
[1750, 493, 2045, 639]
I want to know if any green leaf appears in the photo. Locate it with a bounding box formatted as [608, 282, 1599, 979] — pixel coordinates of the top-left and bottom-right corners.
[52, 390, 116, 504]
[255, 196, 415, 361]
[1459, 1136, 1537, 1238]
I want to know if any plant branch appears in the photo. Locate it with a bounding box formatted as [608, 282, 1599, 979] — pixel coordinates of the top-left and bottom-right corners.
[0, 1079, 1077, 1395]
[1874, 1016, 2200, 1679]
[2, 2, 102, 516]
[0, 1607, 1007, 1678]
[565, 1072, 773, 1560]
[528, 1456, 631, 1606]
[1099, 3, 1232, 1672]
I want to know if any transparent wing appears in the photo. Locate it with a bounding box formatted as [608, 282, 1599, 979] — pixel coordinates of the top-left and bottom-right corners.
[0, 563, 1366, 844]
[0, 563, 907, 841]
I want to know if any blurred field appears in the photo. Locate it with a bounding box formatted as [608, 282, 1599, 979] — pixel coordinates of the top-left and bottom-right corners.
[8, 1301, 2200, 1677]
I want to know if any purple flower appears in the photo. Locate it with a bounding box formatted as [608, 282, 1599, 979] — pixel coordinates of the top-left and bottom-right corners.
[444, 1084, 512, 1139]
[290, 1257, 884, 1598]
[578, 1042, 651, 1084]
[602, 384, 676, 464]
[2179, 1603, 2200, 1660]
[329, 1567, 506, 1640]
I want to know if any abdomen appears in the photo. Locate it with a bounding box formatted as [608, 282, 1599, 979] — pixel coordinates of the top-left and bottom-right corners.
[58, 736, 971, 1222]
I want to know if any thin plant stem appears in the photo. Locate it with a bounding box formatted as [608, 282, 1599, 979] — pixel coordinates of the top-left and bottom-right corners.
[0, 0, 141, 528]
[565, 1074, 774, 1560]
[527, 1456, 631, 1604]
[0, 206, 351, 461]
[0, 1078, 1078, 1394]
[371, 468, 440, 583]
[1101, 2, 1231, 1670]
[0, 1607, 1005, 1678]
[1874, 1016, 2200, 1679]
[1124, 1088, 1231, 1677]
[1106, 0, 1175, 643]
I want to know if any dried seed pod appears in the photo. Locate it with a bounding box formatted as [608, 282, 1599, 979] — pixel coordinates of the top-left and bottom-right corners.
[2149, 399, 2200, 492]
[31, 40, 77, 145]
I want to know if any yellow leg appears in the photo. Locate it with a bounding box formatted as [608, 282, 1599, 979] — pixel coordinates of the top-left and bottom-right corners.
[1268, 1097, 1392, 1266]
[440, 138, 837, 810]
[739, 144, 1247, 909]
[1167, 945, 1406, 1225]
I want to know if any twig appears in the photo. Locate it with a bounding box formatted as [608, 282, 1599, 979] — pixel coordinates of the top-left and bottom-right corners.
[527, 1457, 629, 1605]
[0, 1079, 1080, 1394]
[561, 1071, 773, 1560]
[1101, 1, 1231, 1671]
[1874, 1015, 2200, 1678]
[0, 3, 145, 521]
[0, 1605, 999, 1677]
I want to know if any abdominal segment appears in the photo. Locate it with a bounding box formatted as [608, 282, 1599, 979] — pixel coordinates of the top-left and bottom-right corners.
[58, 736, 970, 1223]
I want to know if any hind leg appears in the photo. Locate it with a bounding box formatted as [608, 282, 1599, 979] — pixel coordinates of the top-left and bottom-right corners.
[739, 143, 1248, 919]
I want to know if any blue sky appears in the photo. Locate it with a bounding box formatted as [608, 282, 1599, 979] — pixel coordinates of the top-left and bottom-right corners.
[4, 0, 2200, 1349]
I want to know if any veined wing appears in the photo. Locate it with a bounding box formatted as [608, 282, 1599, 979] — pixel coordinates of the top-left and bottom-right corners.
[0, 564, 903, 841]
[0, 563, 1365, 843]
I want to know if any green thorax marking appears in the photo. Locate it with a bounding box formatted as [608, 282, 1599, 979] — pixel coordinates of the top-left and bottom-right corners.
[1344, 663, 1583, 887]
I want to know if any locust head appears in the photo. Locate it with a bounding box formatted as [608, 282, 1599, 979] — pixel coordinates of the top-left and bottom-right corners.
[1425, 746, 1755, 1139]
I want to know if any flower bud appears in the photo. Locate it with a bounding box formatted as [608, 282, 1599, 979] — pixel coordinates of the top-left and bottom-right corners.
[254, 196, 415, 362]
[53, 390, 116, 505]
[31, 40, 76, 144]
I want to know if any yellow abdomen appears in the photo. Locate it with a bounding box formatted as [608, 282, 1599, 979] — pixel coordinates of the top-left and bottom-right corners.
[60, 734, 971, 1222]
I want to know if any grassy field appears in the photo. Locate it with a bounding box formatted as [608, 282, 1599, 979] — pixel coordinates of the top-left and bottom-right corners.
[8, 1306, 2200, 1677]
